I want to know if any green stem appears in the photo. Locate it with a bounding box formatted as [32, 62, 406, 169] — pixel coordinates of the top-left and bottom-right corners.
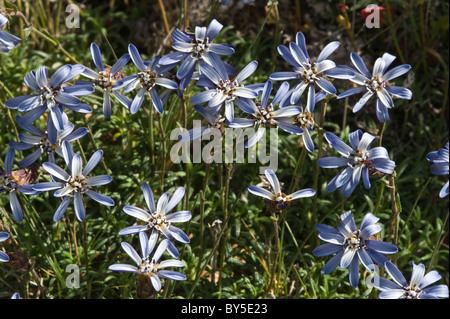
[389, 174, 400, 264]
[383, 0, 405, 64]
[157, 113, 166, 194]
[187, 209, 232, 299]
[428, 211, 449, 272]
[312, 101, 327, 240]
[373, 182, 386, 216]
[378, 122, 387, 147]
[81, 114, 109, 174]
[236, 1, 277, 67]
[288, 147, 306, 195]
[268, 210, 280, 296]
[399, 177, 431, 238]
[30, 26, 81, 64]
[81, 219, 91, 298]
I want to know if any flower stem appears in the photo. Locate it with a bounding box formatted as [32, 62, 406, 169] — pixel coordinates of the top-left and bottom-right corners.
[81, 219, 91, 298]
[29, 26, 81, 64]
[156, 113, 167, 193]
[288, 145, 306, 195]
[383, 0, 405, 64]
[389, 174, 400, 264]
[399, 176, 431, 238]
[428, 210, 449, 272]
[157, 0, 170, 36]
[378, 122, 387, 147]
[187, 210, 232, 299]
[268, 210, 280, 296]
[312, 100, 327, 241]
[81, 114, 110, 174]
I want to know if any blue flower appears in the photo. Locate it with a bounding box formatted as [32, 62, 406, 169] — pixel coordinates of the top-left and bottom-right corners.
[5, 64, 94, 131]
[229, 80, 303, 148]
[76, 43, 131, 118]
[0, 13, 21, 52]
[337, 52, 412, 122]
[372, 261, 449, 299]
[33, 141, 114, 222]
[0, 149, 41, 222]
[109, 233, 186, 292]
[318, 129, 395, 198]
[159, 19, 235, 90]
[248, 169, 315, 210]
[9, 114, 87, 168]
[270, 32, 353, 113]
[426, 142, 449, 198]
[119, 183, 191, 246]
[121, 44, 178, 114]
[191, 60, 262, 122]
[178, 104, 229, 142]
[0, 231, 10, 262]
[275, 88, 327, 153]
[313, 211, 398, 288]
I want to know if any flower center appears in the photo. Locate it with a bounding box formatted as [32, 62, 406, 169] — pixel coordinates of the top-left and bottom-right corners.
[256, 104, 276, 127]
[191, 38, 210, 59]
[344, 231, 365, 250]
[39, 86, 58, 105]
[403, 285, 423, 299]
[147, 212, 171, 233]
[67, 175, 87, 194]
[139, 258, 159, 275]
[97, 70, 115, 90]
[138, 71, 156, 90]
[217, 79, 239, 101]
[350, 151, 370, 167]
[300, 63, 319, 83]
[274, 192, 290, 210]
[295, 111, 314, 128]
[365, 77, 386, 93]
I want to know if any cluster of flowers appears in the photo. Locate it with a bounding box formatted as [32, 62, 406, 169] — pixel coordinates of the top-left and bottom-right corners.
[1, 10, 448, 298]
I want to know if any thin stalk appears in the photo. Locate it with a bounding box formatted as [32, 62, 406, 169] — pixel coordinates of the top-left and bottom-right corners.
[218, 163, 233, 298]
[81, 114, 109, 174]
[270, 3, 280, 74]
[157, 0, 170, 36]
[373, 182, 386, 216]
[187, 209, 232, 299]
[156, 113, 166, 193]
[196, 163, 210, 276]
[81, 219, 91, 298]
[268, 210, 280, 295]
[399, 177, 431, 238]
[184, 0, 189, 27]
[182, 94, 189, 209]
[378, 122, 387, 147]
[288, 147, 306, 194]
[30, 26, 81, 64]
[236, 1, 277, 67]
[383, 0, 405, 64]
[389, 174, 400, 264]
[312, 101, 327, 240]
[428, 211, 449, 272]
[207, 0, 221, 25]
